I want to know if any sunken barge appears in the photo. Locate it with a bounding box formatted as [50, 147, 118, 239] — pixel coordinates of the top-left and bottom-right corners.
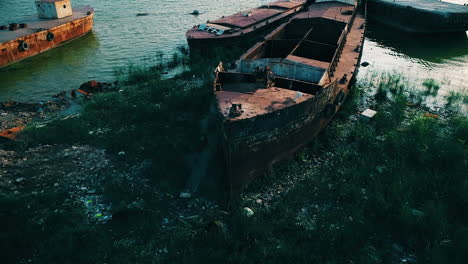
[0, 0, 94, 68]
[214, 0, 366, 189]
[186, 0, 306, 49]
[367, 0, 468, 33]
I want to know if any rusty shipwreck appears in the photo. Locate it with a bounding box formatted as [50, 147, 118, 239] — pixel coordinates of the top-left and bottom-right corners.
[186, 0, 306, 49]
[213, 0, 366, 189]
[366, 0, 468, 34]
[0, 0, 94, 68]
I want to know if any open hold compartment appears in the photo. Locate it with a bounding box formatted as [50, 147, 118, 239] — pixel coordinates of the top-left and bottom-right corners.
[243, 17, 346, 62]
[216, 71, 322, 96]
[291, 40, 337, 63]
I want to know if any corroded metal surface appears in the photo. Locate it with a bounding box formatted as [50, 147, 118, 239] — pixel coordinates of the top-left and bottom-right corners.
[186, 0, 306, 46]
[0, 7, 94, 68]
[211, 9, 283, 29]
[371, 0, 468, 14]
[214, 1, 367, 189]
[367, 0, 468, 33]
[217, 86, 313, 120]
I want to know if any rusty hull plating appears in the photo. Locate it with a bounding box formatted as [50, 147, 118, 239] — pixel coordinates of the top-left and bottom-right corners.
[0, 7, 94, 68]
[186, 0, 306, 48]
[214, 1, 367, 190]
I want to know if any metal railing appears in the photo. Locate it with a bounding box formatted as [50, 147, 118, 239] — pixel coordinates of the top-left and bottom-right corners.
[326, 4, 358, 80]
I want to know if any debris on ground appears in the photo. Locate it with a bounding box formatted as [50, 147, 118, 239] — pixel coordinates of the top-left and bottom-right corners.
[77, 80, 119, 96]
[0, 100, 69, 131]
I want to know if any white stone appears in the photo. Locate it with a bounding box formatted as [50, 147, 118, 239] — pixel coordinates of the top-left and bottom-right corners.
[179, 192, 191, 198]
[243, 207, 254, 217]
[35, 0, 73, 19]
[360, 109, 377, 120]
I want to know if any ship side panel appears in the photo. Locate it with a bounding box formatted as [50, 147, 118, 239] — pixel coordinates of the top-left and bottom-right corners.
[368, 1, 468, 33]
[0, 14, 94, 68]
[224, 80, 340, 189]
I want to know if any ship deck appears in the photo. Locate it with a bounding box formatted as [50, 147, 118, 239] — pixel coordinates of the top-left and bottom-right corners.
[217, 85, 313, 120]
[216, 1, 366, 121]
[294, 1, 355, 23]
[211, 0, 304, 29]
[0, 7, 93, 44]
[328, 7, 366, 89]
[372, 0, 468, 14]
[211, 9, 284, 29]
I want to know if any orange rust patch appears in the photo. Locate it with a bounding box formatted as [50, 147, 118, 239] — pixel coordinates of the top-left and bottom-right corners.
[0, 126, 25, 140]
[424, 113, 439, 118]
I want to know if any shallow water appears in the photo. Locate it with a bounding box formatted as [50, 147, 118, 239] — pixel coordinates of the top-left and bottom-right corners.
[0, 0, 467, 104]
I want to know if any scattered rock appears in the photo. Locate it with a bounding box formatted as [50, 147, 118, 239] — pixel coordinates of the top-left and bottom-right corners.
[15, 177, 25, 184]
[360, 109, 377, 121]
[243, 207, 254, 217]
[179, 192, 191, 198]
[411, 209, 425, 217]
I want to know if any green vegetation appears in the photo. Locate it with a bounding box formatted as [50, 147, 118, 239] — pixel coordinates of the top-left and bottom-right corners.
[422, 78, 441, 97]
[178, 78, 468, 263]
[1, 55, 467, 263]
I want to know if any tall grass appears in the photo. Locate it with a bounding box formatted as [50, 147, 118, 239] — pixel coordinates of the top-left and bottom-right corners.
[178, 77, 468, 263]
[4, 47, 467, 263]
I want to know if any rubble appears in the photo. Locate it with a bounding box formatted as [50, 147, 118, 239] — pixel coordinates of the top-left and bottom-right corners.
[0, 99, 70, 140]
[360, 108, 377, 121]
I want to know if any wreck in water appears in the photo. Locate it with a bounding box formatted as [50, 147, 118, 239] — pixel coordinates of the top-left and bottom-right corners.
[367, 0, 468, 33]
[213, 0, 366, 190]
[0, 0, 94, 68]
[186, 0, 306, 49]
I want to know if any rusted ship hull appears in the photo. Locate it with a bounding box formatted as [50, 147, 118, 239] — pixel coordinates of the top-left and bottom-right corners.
[214, 1, 366, 190]
[187, 18, 287, 51]
[0, 7, 94, 68]
[186, 0, 306, 50]
[367, 0, 468, 33]
[223, 82, 343, 188]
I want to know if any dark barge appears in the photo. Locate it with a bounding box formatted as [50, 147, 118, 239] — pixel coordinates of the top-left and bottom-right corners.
[186, 0, 306, 49]
[367, 0, 468, 33]
[0, 0, 94, 68]
[213, 0, 366, 189]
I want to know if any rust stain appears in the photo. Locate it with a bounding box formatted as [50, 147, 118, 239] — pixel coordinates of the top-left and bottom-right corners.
[186, 1, 306, 47]
[213, 1, 367, 190]
[0, 126, 25, 141]
[0, 8, 94, 68]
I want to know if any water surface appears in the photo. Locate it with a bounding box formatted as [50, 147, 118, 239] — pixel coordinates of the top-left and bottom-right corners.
[0, 0, 467, 104]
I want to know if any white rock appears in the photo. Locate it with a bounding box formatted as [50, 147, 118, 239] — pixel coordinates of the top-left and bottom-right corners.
[243, 207, 254, 217]
[361, 109, 377, 121]
[179, 192, 191, 198]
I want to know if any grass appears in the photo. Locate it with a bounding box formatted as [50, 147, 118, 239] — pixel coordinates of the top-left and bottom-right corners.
[178, 77, 468, 263]
[0, 47, 245, 263]
[1, 54, 467, 264]
[422, 78, 441, 97]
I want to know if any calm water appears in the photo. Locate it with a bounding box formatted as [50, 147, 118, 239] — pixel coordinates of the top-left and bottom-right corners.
[0, 0, 467, 104]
